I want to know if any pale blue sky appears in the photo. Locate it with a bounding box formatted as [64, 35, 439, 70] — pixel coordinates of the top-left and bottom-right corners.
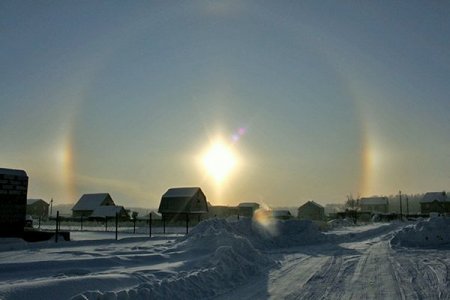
[1, 1, 449, 207]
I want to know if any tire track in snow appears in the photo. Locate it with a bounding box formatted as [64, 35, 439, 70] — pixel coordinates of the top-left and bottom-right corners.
[392, 251, 450, 299]
[347, 241, 404, 299]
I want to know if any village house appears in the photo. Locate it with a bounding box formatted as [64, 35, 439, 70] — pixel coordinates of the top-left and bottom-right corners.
[359, 197, 389, 214]
[72, 193, 116, 217]
[271, 210, 293, 220]
[90, 205, 129, 220]
[237, 202, 260, 218]
[420, 192, 449, 214]
[26, 199, 49, 219]
[208, 205, 238, 218]
[297, 201, 325, 221]
[158, 187, 208, 222]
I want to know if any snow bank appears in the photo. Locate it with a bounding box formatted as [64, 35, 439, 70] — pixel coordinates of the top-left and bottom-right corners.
[0, 238, 27, 251]
[73, 218, 327, 299]
[391, 217, 450, 248]
[327, 218, 355, 229]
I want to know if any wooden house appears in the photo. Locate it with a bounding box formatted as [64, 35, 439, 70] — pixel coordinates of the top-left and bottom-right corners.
[158, 187, 208, 222]
[72, 193, 115, 217]
[237, 202, 260, 218]
[26, 199, 49, 219]
[359, 197, 389, 213]
[297, 201, 325, 221]
[420, 192, 449, 214]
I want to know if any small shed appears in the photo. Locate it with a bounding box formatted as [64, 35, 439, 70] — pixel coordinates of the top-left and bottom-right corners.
[271, 210, 292, 220]
[72, 193, 115, 217]
[297, 201, 325, 221]
[359, 197, 389, 213]
[420, 192, 449, 214]
[238, 202, 260, 218]
[158, 187, 208, 222]
[26, 199, 49, 219]
[90, 205, 129, 220]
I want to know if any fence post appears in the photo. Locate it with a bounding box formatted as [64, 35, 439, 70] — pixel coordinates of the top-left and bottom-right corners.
[55, 211, 59, 243]
[163, 214, 166, 234]
[185, 213, 189, 235]
[80, 216, 83, 231]
[105, 217, 108, 232]
[133, 217, 136, 234]
[38, 216, 41, 229]
[115, 212, 118, 241]
[149, 213, 152, 238]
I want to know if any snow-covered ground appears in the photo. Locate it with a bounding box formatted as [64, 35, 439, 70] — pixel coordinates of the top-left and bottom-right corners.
[0, 217, 449, 299]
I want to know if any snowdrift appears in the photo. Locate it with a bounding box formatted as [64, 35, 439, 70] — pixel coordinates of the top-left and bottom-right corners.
[391, 217, 450, 248]
[73, 218, 328, 299]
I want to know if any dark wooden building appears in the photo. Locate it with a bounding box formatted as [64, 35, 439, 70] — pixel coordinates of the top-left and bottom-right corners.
[238, 202, 260, 218]
[26, 199, 49, 219]
[297, 201, 325, 221]
[420, 192, 449, 214]
[158, 187, 208, 222]
[359, 197, 389, 214]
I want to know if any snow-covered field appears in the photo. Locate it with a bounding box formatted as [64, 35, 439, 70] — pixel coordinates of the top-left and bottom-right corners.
[1, 217, 449, 299]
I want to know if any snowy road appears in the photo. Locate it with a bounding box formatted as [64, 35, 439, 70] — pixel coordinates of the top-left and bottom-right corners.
[220, 226, 450, 300]
[0, 219, 449, 299]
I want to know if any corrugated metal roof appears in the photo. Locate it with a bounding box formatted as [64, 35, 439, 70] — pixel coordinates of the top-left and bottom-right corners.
[420, 192, 448, 203]
[72, 193, 113, 211]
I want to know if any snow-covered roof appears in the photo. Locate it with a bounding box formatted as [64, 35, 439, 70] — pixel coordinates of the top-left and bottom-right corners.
[0, 168, 27, 177]
[162, 187, 202, 198]
[72, 193, 113, 211]
[91, 205, 126, 218]
[360, 197, 388, 206]
[420, 192, 448, 203]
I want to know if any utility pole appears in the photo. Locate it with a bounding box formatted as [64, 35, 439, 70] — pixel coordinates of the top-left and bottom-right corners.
[399, 190, 403, 221]
[50, 198, 53, 217]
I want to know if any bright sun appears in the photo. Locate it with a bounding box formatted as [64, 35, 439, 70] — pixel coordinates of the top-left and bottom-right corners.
[203, 141, 237, 183]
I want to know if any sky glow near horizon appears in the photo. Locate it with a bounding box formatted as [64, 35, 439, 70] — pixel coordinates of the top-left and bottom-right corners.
[1, 1, 449, 208]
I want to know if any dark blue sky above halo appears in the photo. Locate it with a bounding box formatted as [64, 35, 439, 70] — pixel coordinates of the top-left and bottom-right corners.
[1, 1, 449, 207]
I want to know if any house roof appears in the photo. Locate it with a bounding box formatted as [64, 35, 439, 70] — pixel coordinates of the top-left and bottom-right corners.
[298, 200, 324, 210]
[162, 187, 202, 198]
[27, 199, 48, 205]
[420, 192, 448, 203]
[272, 210, 292, 217]
[91, 205, 126, 218]
[238, 202, 260, 208]
[72, 193, 113, 211]
[0, 168, 27, 177]
[360, 197, 388, 206]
